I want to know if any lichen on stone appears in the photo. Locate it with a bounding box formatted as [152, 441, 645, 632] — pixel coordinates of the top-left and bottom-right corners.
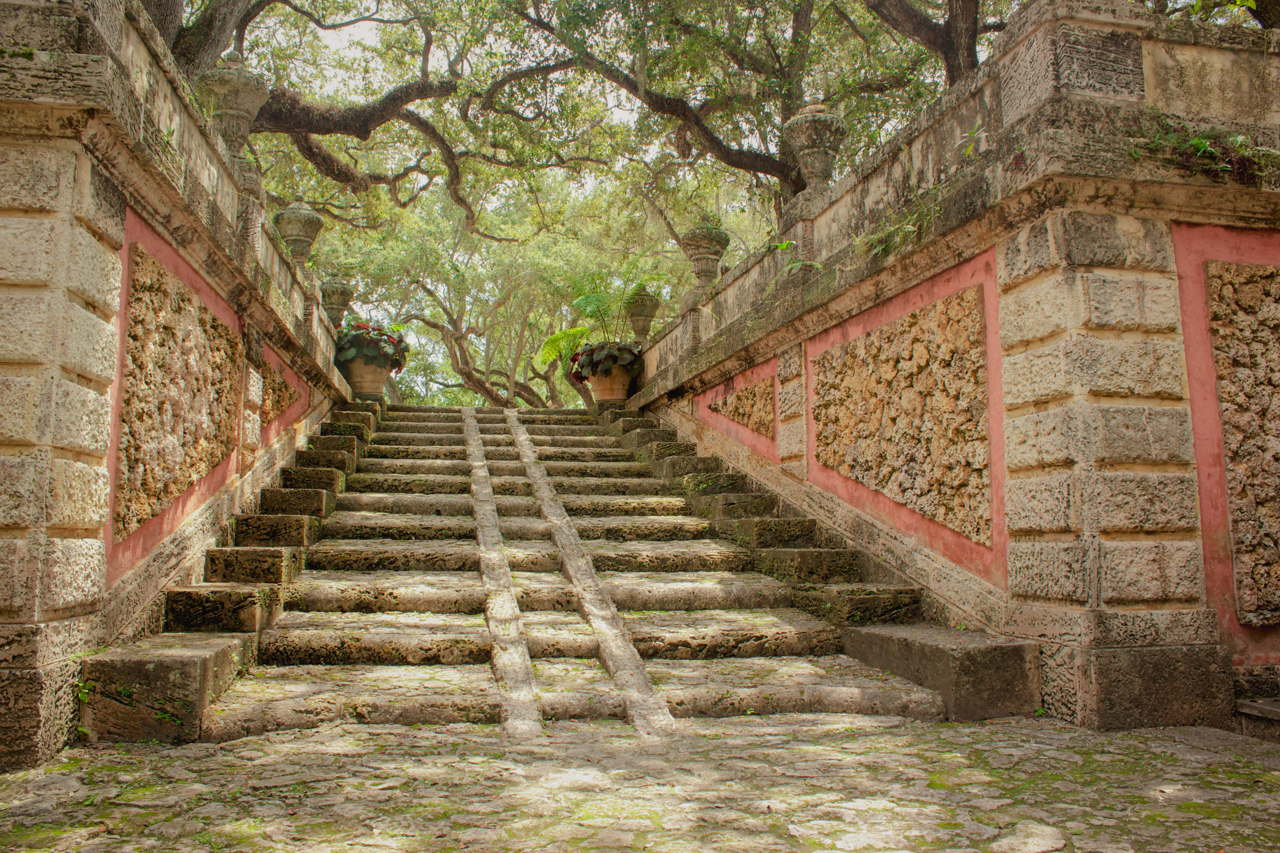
[115, 245, 244, 540]
[709, 377, 776, 439]
[811, 285, 991, 545]
[1207, 261, 1280, 626]
[261, 360, 301, 426]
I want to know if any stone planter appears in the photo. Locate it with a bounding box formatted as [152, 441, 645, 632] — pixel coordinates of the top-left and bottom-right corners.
[195, 52, 270, 198]
[322, 279, 356, 326]
[274, 200, 323, 264]
[679, 223, 730, 314]
[782, 103, 848, 189]
[625, 291, 661, 340]
[587, 369, 632, 401]
[339, 356, 392, 396]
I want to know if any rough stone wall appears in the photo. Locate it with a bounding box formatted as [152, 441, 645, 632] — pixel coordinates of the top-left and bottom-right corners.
[261, 361, 302, 426]
[115, 246, 244, 540]
[1208, 261, 1280, 627]
[709, 376, 776, 439]
[812, 286, 991, 545]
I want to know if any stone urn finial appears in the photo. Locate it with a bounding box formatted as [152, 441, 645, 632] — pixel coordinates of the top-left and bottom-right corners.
[321, 278, 356, 326]
[274, 199, 324, 265]
[624, 286, 661, 341]
[195, 51, 271, 198]
[678, 220, 730, 314]
[782, 102, 848, 189]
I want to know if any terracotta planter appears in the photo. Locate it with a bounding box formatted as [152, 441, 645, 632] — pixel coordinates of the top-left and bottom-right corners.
[339, 356, 392, 396]
[587, 369, 632, 401]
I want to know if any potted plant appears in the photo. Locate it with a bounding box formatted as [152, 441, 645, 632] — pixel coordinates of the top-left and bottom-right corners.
[569, 340, 644, 401]
[334, 319, 410, 395]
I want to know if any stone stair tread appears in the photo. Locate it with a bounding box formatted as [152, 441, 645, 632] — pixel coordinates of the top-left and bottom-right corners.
[600, 571, 791, 610]
[305, 539, 563, 573]
[582, 539, 752, 572]
[286, 571, 489, 613]
[533, 659, 626, 720]
[647, 656, 945, 721]
[322, 511, 478, 540]
[270, 611, 490, 632]
[573, 515, 713, 541]
[522, 612, 599, 658]
[346, 473, 473, 494]
[201, 664, 500, 742]
[622, 608, 842, 658]
[559, 495, 691, 516]
[357, 459, 471, 475]
[549, 476, 669, 495]
[334, 493, 474, 515]
[260, 612, 493, 665]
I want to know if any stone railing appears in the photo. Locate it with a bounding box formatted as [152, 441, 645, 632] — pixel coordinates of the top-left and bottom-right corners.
[638, 0, 1280, 730]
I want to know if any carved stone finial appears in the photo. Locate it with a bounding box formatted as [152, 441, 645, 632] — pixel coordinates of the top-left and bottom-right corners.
[274, 200, 324, 264]
[195, 51, 271, 198]
[782, 102, 848, 189]
[678, 222, 731, 314]
[321, 278, 356, 326]
[624, 286, 661, 341]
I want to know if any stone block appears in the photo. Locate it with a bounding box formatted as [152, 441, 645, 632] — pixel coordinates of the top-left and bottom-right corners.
[619, 428, 677, 450]
[633, 441, 696, 465]
[166, 584, 282, 633]
[842, 624, 1041, 721]
[241, 409, 261, 450]
[331, 410, 376, 432]
[608, 417, 659, 436]
[308, 434, 366, 458]
[1058, 212, 1174, 272]
[49, 376, 111, 456]
[1006, 472, 1077, 533]
[259, 488, 335, 517]
[1079, 644, 1232, 730]
[80, 633, 256, 744]
[782, 458, 807, 479]
[655, 454, 722, 480]
[711, 492, 779, 520]
[47, 457, 109, 529]
[0, 144, 75, 212]
[234, 513, 323, 547]
[66, 222, 122, 315]
[777, 378, 805, 421]
[777, 419, 805, 459]
[0, 217, 57, 285]
[1003, 335, 1186, 408]
[753, 548, 869, 583]
[0, 534, 105, 620]
[1004, 403, 1194, 471]
[681, 472, 750, 496]
[319, 421, 371, 442]
[997, 215, 1060, 290]
[205, 547, 303, 584]
[1084, 607, 1218, 648]
[73, 158, 126, 249]
[999, 268, 1181, 349]
[715, 517, 815, 548]
[1079, 471, 1198, 533]
[792, 583, 921, 626]
[0, 448, 49, 527]
[245, 367, 263, 408]
[282, 466, 345, 493]
[0, 659, 79, 770]
[1007, 540, 1091, 603]
[59, 298, 118, 384]
[1099, 539, 1204, 604]
[0, 374, 50, 446]
[777, 344, 804, 382]
[0, 293, 115, 383]
[295, 449, 357, 474]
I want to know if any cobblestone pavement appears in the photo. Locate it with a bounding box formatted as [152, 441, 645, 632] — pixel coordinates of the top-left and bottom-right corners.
[3, 715, 1280, 852]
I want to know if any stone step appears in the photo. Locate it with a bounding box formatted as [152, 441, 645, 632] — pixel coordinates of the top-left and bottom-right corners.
[548, 476, 669, 495]
[363, 445, 468, 460]
[1237, 698, 1280, 743]
[689, 492, 778, 520]
[259, 488, 336, 517]
[633, 441, 696, 465]
[715, 517, 816, 548]
[332, 410, 376, 431]
[530, 435, 621, 449]
[200, 664, 501, 742]
[619, 428, 678, 451]
[282, 467, 345, 493]
[288, 571, 577, 613]
[307, 434, 366, 459]
[371, 431, 466, 446]
[752, 548, 869, 583]
[357, 458, 471, 476]
[206, 547, 304, 584]
[381, 412, 464, 424]
[388, 404, 480, 413]
[234, 514, 322, 547]
[335, 492, 541, 517]
[320, 421, 371, 443]
[294, 449, 357, 474]
[321, 512, 480, 541]
[789, 583, 922, 626]
[607, 417, 660, 436]
[80, 633, 257, 743]
[540, 460, 654, 478]
[558, 494, 691, 516]
[623, 608, 842, 659]
[512, 446, 636, 463]
[377, 421, 466, 435]
[319, 510, 713, 543]
[522, 423, 609, 437]
[573, 515, 713, 541]
[515, 413, 598, 426]
[345, 473, 480, 495]
[655, 455, 723, 480]
[166, 584, 282, 633]
[681, 472, 750, 496]
[304, 538, 751, 574]
[602, 571, 790, 611]
[841, 624, 1041, 721]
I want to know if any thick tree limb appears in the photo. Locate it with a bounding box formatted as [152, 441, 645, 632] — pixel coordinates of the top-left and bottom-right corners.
[254, 78, 458, 138]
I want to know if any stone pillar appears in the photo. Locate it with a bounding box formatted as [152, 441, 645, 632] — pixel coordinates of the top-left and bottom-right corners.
[0, 136, 126, 767]
[999, 211, 1231, 729]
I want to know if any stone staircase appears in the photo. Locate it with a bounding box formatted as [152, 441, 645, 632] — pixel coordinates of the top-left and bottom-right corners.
[81, 402, 1039, 744]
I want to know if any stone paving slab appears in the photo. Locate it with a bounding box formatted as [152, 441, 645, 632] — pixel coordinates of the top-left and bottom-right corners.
[4, 715, 1280, 852]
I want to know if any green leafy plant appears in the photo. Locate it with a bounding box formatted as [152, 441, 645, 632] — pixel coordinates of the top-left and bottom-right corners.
[569, 340, 644, 383]
[770, 240, 823, 276]
[1134, 113, 1280, 188]
[335, 319, 410, 373]
[958, 120, 985, 158]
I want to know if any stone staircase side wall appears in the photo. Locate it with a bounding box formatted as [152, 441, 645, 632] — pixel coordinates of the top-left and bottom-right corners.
[0, 0, 350, 768]
[640, 0, 1280, 730]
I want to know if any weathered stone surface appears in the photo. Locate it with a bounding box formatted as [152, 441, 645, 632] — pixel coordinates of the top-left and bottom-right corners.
[625, 609, 841, 658]
[234, 514, 322, 547]
[166, 584, 282, 633]
[258, 488, 335, 517]
[0, 659, 79, 770]
[618, 428, 678, 451]
[1004, 403, 1193, 471]
[1208, 261, 1280, 626]
[1007, 540, 1091, 603]
[654, 454, 722, 480]
[1098, 539, 1203, 605]
[282, 466, 345, 493]
[1079, 644, 1233, 730]
[294, 449, 357, 474]
[708, 376, 776, 438]
[0, 534, 105, 619]
[1002, 335, 1186, 407]
[813, 285, 990, 544]
[205, 547, 303, 584]
[843, 624, 1041, 720]
[790, 583, 921, 625]
[752, 548, 868, 583]
[777, 377, 806, 421]
[776, 343, 804, 381]
[714, 517, 815, 548]
[261, 360, 301, 425]
[115, 245, 244, 540]
[1000, 267, 1180, 348]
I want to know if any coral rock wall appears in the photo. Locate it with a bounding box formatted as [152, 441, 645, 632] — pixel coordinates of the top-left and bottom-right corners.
[1208, 261, 1280, 627]
[812, 286, 991, 545]
[115, 246, 244, 539]
[709, 376, 776, 438]
[261, 361, 302, 426]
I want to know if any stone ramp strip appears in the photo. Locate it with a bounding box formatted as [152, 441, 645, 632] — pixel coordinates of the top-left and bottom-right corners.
[507, 409, 678, 740]
[201, 664, 500, 742]
[462, 407, 543, 739]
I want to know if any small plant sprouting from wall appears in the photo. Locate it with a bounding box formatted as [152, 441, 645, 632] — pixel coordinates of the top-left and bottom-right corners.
[852, 183, 946, 261]
[1133, 112, 1280, 188]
